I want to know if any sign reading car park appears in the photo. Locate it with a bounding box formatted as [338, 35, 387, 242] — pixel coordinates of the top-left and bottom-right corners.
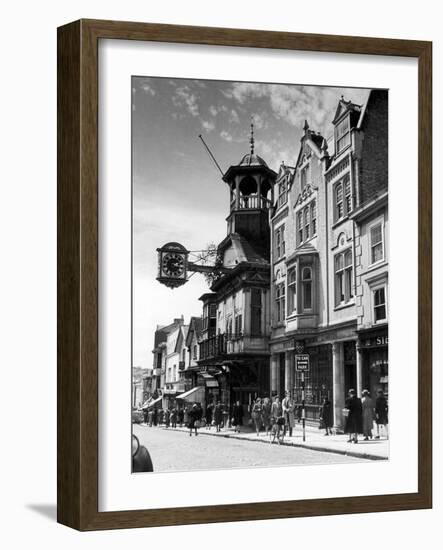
[295, 354, 310, 372]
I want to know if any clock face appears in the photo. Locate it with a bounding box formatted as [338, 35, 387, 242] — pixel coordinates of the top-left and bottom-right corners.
[162, 252, 185, 278]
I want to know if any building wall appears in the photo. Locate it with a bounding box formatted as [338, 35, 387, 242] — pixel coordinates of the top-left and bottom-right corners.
[355, 205, 389, 329]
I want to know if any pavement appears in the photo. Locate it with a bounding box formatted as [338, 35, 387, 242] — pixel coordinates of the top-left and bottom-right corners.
[135, 422, 389, 461]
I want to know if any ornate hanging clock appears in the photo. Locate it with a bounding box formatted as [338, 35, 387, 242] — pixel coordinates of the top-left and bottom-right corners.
[156, 242, 189, 288]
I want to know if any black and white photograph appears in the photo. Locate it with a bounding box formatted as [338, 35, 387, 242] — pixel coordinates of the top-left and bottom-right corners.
[131, 76, 389, 473]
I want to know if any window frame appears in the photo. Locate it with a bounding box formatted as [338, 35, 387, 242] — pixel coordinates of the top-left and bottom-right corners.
[275, 282, 285, 324]
[335, 114, 351, 154]
[334, 247, 354, 306]
[287, 266, 297, 315]
[369, 218, 385, 266]
[301, 265, 313, 312]
[334, 173, 352, 222]
[372, 284, 388, 324]
[275, 224, 286, 259]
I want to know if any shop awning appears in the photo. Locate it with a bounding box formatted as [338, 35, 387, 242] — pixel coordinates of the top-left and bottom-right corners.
[145, 396, 162, 409]
[176, 386, 205, 402]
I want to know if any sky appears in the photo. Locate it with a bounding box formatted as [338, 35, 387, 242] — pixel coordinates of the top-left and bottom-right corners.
[132, 76, 370, 370]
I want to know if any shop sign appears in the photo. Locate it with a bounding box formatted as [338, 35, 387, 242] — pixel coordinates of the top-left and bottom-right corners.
[361, 335, 389, 348]
[295, 354, 310, 371]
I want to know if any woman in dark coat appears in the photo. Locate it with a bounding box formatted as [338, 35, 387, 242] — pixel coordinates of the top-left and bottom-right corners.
[214, 402, 223, 432]
[344, 389, 363, 443]
[319, 397, 333, 436]
[205, 402, 213, 430]
[375, 389, 389, 439]
[231, 400, 244, 433]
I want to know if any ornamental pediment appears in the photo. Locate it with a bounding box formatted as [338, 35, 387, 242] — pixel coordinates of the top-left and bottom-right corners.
[294, 183, 317, 207]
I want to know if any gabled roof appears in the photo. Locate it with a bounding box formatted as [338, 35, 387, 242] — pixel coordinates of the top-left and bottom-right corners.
[185, 316, 203, 346]
[173, 325, 189, 353]
[294, 124, 326, 169]
[332, 97, 362, 125]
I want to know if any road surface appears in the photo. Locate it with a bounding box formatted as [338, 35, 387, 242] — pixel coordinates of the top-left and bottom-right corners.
[133, 424, 369, 473]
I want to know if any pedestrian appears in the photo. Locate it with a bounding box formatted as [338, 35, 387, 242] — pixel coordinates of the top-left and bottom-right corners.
[158, 408, 164, 426]
[375, 389, 389, 439]
[188, 403, 199, 436]
[170, 407, 177, 429]
[205, 402, 213, 430]
[262, 397, 272, 436]
[344, 389, 363, 443]
[141, 397, 150, 424]
[270, 396, 284, 444]
[231, 400, 244, 433]
[361, 389, 375, 440]
[164, 407, 170, 428]
[177, 405, 184, 427]
[152, 407, 158, 427]
[148, 409, 153, 427]
[319, 397, 333, 436]
[251, 397, 263, 436]
[183, 405, 189, 427]
[214, 401, 223, 432]
[282, 391, 295, 437]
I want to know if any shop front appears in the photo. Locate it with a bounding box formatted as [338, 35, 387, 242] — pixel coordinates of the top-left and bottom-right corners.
[357, 324, 389, 399]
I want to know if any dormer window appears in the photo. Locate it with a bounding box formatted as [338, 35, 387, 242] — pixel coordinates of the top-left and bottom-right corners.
[336, 116, 350, 153]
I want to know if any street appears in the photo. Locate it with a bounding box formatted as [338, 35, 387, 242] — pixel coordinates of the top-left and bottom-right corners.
[133, 424, 370, 473]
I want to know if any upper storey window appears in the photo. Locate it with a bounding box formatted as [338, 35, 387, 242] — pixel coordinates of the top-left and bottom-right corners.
[277, 179, 287, 208]
[335, 116, 350, 154]
[296, 200, 317, 246]
[274, 224, 286, 260]
[300, 164, 310, 188]
[334, 174, 352, 222]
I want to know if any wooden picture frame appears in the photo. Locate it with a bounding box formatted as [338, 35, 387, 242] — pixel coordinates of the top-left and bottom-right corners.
[57, 19, 432, 530]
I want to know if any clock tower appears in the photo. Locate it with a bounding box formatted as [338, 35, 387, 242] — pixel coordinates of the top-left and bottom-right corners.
[222, 122, 277, 255]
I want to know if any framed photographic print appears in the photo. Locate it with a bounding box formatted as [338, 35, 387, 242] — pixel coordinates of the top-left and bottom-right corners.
[57, 19, 432, 530]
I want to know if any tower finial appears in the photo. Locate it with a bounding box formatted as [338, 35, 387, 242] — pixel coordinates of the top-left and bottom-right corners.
[250, 116, 255, 155]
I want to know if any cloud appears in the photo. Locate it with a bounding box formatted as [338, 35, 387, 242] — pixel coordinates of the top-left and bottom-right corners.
[140, 82, 156, 96]
[229, 109, 240, 124]
[220, 130, 233, 142]
[172, 85, 200, 117]
[225, 82, 369, 134]
[201, 120, 215, 132]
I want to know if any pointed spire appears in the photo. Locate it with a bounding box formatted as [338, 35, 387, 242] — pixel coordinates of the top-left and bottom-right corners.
[250, 116, 255, 155]
[303, 119, 309, 133]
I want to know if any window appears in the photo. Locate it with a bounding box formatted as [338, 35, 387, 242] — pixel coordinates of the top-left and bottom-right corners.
[334, 249, 353, 305]
[301, 266, 312, 310]
[275, 283, 285, 323]
[310, 200, 317, 236]
[297, 212, 303, 244]
[297, 201, 317, 246]
[334, 174, 352, 221]
[370, 222, 384, 264]
[336, 116, 350, 153]
[278, 179, 287, 208]
[234, 313, 243, 336]
[287, 267, 297, 314]
[225, 317, 233, 338]
[373, 287, 387, 322]
[300, 164, 309, 188]
[304, 205, 310, 241]
[192, 344, 198, 360]
[275, 225, 285, 259]
[251, 288, 262, 335]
